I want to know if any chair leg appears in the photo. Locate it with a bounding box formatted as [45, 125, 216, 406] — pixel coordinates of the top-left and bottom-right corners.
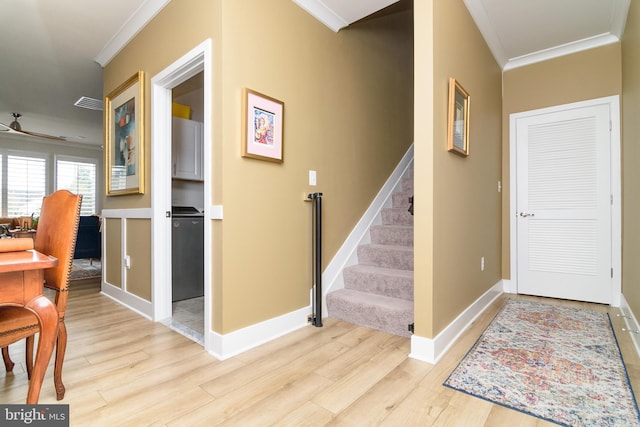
[25, 336, 34, 380]
[53, 322, 67, 400]
[2, 347, 14, 372]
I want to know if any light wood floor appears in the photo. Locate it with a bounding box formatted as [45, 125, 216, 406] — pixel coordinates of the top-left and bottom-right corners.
[1, 279, 639, 426]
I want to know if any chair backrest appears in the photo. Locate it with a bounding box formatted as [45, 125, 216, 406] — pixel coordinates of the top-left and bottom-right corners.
[34, 190, 82, 292]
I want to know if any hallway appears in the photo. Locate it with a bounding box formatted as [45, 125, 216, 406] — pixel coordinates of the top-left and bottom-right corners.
[1, 279, 638, 425]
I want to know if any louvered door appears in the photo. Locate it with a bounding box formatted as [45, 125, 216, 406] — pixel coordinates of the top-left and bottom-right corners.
[515, 103, 611, 304]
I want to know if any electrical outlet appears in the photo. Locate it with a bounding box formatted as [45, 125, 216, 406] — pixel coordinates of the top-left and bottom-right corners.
[481, 256, 485, 271]
[309, 170, 317, 186]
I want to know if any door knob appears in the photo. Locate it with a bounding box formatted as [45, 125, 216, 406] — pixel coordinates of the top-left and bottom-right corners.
[519, 212, 535, 217]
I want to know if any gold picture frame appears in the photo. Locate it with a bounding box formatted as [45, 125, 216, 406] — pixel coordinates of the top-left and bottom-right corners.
[105, 71, 145, 195]
[447, 77, 470, 157]
[241, 88, 284, 163]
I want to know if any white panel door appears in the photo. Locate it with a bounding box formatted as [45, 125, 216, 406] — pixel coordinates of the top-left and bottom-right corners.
[515, 103, 611, 304]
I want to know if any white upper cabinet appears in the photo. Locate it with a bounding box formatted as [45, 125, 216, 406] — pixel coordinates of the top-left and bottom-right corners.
[172, 117, 203, 181]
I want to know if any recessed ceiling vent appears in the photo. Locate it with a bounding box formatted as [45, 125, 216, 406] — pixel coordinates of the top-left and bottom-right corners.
[74, 96, 103, 111]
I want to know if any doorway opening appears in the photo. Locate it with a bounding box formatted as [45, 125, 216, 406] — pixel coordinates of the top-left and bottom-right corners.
[169, 73, 205, 344]
[151, 40, 212, 350]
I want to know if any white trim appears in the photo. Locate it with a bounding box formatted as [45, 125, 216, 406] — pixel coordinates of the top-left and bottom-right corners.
[610, 98, 622, 307]
[509, 96, 622, 306]
[503, 33, 620, 71]
[291, 0, 349, 32]
[210, 205, 223, 220]
[150, 39, 213, 351]
[464, 0, 630, 71]
[208, 305, 311, 360]
[100, 208, 154, 319]
[619, 294, 640, 358]
[462, 0, 508, 68]
[101, 208, 152, 218]
[410, 281, 503, 364]
[612, 0, 632, 39]
[150, 76, 173, 323]
[321, 144, 414, 314]
[100, 282, 153, 319]
[502, 278, 516, 294]
[94, 0, 171, 67]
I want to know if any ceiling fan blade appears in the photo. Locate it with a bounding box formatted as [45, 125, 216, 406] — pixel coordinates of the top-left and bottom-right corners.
[0, 120, 66, 141]
[19, 129, 67, 141]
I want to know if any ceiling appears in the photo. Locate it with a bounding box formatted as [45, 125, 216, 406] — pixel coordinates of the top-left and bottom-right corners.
[0, 0, 168, 146]
[0, 0, 630, 147]
[464, 0, 630, 70]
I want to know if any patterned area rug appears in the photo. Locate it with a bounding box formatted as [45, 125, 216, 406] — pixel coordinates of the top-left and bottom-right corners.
[69, 258, 101, 281]
[444, 299, 640, 426]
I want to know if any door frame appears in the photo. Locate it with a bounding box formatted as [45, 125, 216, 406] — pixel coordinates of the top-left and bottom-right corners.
[150, 39, 213, 348]
[508, 95, 621, 306]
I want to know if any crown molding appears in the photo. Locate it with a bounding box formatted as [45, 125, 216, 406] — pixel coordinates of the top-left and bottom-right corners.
[503, 33, 620, 71]
[291, 0, 349, 32]
[95, 0, 170, 67]
[463, 0, 508, 68]
[465, 0, 630, 71]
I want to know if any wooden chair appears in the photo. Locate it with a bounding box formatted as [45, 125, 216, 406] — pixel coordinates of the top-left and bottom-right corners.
[0, 190, 82, 400]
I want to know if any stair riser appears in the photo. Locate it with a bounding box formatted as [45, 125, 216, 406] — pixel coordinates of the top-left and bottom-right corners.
[392, 191, 413, 208]
[343, 267, 413, 301]
[381, 208, 414, 226]
[327, 292, 413, 338]
[401, 177, 413, 193]
[370, 226, 413, 246]
[326, 165, 414, 339]
[358, 245, 413, 271]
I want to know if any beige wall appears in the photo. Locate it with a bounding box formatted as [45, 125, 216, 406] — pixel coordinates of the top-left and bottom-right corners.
[414, 0, 502, 337]
[104, 218, 122, 287]
[103, 0, 414, 334]
[502, 44, 623, 279]
[622, 2, 640, 317]
[413, 0, 435, 337]
[125, 219, 152, 300]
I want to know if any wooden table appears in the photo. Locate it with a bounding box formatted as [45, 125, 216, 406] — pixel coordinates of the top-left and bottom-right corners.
[0, 250, 58, 403]
[11, 229, 37, 240]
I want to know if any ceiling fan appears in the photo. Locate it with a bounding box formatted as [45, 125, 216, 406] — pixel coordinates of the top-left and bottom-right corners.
[0, 113, 66, 141]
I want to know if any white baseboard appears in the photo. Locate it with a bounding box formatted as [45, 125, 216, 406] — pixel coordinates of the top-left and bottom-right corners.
[502, 278, 516, 294]
[409, 280, 504, 364]
[208, 305, 312, 360]
[321, 144, 414, 313]
[101, 281, 153, 320]
[619, 294, 640, 358]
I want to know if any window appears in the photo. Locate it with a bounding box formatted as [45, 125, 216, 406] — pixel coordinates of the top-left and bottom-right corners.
[56, 159, 97, 215]
[0, 150, 100, 218]
[7, 155, 46, 217]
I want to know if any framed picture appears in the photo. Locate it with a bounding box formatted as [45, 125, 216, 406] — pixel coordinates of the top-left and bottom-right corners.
[241, 88, 284, 163]
[105, 71, 145, 195]
[447, 77, 470, 157]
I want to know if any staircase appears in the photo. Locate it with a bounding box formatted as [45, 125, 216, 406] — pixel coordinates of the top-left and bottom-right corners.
[326, 168, 414, 338]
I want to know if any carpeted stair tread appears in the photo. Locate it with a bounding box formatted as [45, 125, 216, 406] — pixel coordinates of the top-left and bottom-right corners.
[327, 163, 414, 338]
[358, 243, 413, 271]
[343, 264, 413, 301]
[392, 191, 413, 208]
[370, 224, 413, 246]
[400, 177, 413, 193]
[381, 208, 413, 226]
[326, 288, 413, 338]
